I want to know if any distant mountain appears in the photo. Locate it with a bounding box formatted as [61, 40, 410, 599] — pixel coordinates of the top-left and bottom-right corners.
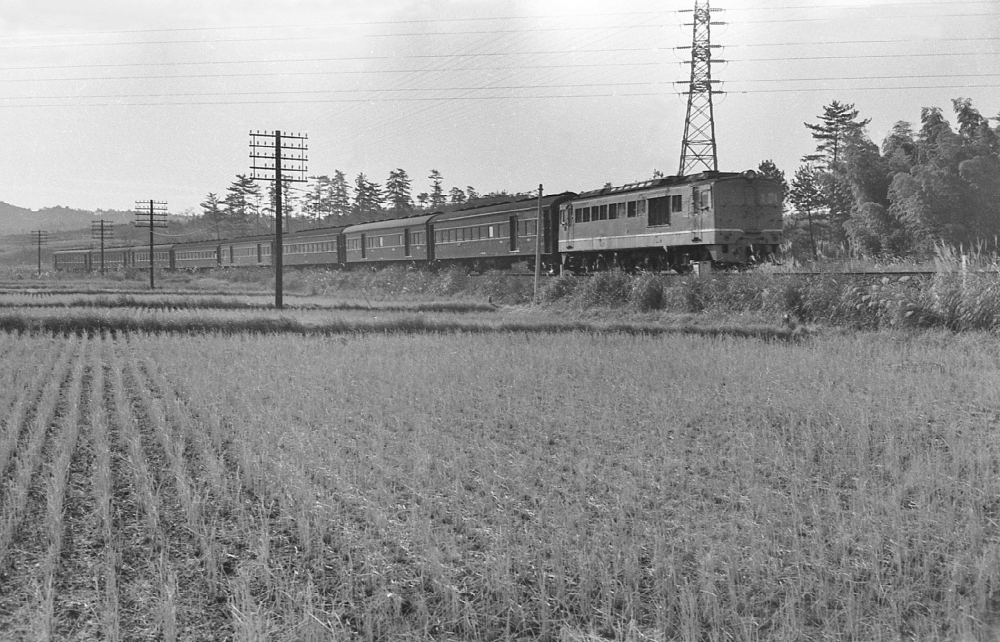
[0, 201, 133, 236]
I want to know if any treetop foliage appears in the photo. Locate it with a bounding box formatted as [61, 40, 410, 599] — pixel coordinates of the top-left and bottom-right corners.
[782, 97, 1000, 260]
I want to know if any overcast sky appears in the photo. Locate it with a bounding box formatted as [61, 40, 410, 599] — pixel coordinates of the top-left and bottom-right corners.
[1, 0, 998, 216]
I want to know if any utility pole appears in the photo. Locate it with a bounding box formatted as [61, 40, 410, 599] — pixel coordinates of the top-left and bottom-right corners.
[249, 130, 308, 310]
[134, 200, 167, 290]
[91, 220, 113, 275]
[29, 230, 47, 276]
[534, 184, 543, 303]
[677, 0, 724, 176]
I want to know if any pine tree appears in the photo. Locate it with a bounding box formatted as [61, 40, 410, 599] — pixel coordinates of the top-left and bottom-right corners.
[266, 180, 296, 232]
[352, 173, 383, 221]
[788, 165, 826, 260]
[757, 160, 788, 202]
[200, 193, 224, 240]
[329, 170, 351, 220]
[223, 174, 259, 235]
[385, 168, 413, 214]
[803, 101, 871, 168]
[449, 187, 466, 205]
[428, 169, 445, 208]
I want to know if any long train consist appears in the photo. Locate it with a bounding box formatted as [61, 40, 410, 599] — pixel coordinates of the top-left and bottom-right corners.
[54, 171, 782, 274]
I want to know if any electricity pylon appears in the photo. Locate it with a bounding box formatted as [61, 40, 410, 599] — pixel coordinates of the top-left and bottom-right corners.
[678, 0, 725, 176]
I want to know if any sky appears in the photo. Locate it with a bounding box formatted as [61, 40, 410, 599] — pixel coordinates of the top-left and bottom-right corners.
[0, 0, 998, 218]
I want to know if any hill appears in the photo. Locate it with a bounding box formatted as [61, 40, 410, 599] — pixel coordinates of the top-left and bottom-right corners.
[0, 202, 135, 236]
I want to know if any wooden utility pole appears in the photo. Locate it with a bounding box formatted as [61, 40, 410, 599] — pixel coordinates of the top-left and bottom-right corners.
[534, 184, 543, 303]
[91, 220, 113, 275]
[29, 230, 47, 276]
[134, 200, 167, 289]
[250, 130, 308, 310]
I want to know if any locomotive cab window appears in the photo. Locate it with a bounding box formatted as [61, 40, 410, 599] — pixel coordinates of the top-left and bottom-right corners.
[647, 196, 671, 226]
[671, 195, 683, 213]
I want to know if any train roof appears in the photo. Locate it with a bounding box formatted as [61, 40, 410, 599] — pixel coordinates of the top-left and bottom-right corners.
[434, 192, 575, 223]
[343, 213, 439, 234]
[573, 171, 753, 200]
[286, 224, 351, 238]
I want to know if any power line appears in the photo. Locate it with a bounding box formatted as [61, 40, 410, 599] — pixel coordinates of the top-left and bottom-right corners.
[0, 48, 658, 73]
[1, 81, 674, 101]
[730, 36, 1000, 47]
[0, 24, 666, 50]
[3, 2, 996, 41]
[5, 84, 998, 108]
[725, 0, 1000, 10]
[736, 11, 998, 24]
[3, 10, 996, 49]
[0, 11, 663, 38]
[732, 51, 999, 62]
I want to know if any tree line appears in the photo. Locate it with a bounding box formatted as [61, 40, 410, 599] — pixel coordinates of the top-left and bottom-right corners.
[196, 168, 522, 239]
[759, 98, 1000, 260]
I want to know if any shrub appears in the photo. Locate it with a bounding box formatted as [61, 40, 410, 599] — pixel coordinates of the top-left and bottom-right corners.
[539, 275, 579, 303]
[629, 273, 665, 311]
[431, 266, 470, 296]
[576, 269, 631, 308]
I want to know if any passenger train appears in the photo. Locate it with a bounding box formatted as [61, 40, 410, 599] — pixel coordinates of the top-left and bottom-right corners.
[54, 171, 782, 274]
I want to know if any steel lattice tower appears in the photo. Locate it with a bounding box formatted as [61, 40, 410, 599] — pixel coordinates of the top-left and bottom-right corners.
[678, 0, 723, 176]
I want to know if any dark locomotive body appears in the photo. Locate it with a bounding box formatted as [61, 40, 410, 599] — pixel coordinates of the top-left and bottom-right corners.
[559, 171, 782, 272]
[53, 171, 781, 275]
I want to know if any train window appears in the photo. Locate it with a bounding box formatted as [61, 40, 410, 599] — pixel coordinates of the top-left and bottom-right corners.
[648, 196, 671, 226]
[499, 223, 507, 237]
[701, 191, 712, 208]
[627, 201, 637, 218]
[574, 207, 582, 224]
[582, 207, 591, 223]
[671, 195, 683, 212]
[599, 204, 608, 220]
[608, 203, 618, 220]
[488, 226, 495, 238]
[379, 237, 384, 247]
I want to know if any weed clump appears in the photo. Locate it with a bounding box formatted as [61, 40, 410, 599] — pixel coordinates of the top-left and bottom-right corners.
[629, 273, 665, 311]
[577, 270, 632, 308]
[540, 274, 579, 303]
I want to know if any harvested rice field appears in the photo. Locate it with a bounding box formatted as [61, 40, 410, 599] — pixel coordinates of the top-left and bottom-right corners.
[1, 289, 1000, 640]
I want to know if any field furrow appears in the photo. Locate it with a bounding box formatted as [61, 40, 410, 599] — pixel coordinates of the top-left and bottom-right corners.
[0, 340, 63, 481]
[116, 338, 230, 641]
[103, 338, 164, 640]
[132, 339, 350, 640]
[0, 337, 83, 638]
[50, 335, 106, 641]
